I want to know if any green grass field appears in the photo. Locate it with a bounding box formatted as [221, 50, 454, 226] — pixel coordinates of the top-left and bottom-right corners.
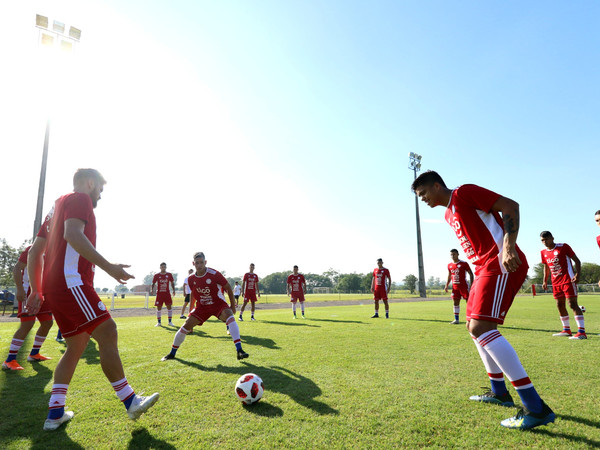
[1, 295, 599, 449]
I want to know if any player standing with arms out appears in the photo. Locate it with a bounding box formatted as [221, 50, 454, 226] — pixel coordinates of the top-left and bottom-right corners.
[540, 231, 585, 339]
[152, 263, 175, 327]
[370, 258, 391, 318]
[26, 169, 158, 431]
[412, 170, 554, 430]
[287, 265, 307, 319]
[2, 245, 54, 371]
[180, 268, 194, 319]
[239, 263, 261, 321]
[161, 252, 249, 361]
[444, 249, 474, 324]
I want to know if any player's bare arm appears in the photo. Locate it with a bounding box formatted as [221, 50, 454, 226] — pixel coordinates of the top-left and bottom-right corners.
[491, 196, 521, 272]
[64, 218, 134, 284]
[467, 266, 474, 285]
[571, 253, 581, 284]
[542, 263, 549, 290]
[445, 271, 452, 293]
[12, 260, 26, 303]
[225, 283, 236, 314]
[25, 236, 47, 315]
[386, 274, 391, 293]
[171, 281, 176, 296]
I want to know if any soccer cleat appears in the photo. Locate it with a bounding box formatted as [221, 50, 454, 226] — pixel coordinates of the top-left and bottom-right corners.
[180, 315, 186, 319]
[55, 337, 65, 343]
[155, 323, 162, 327]
[43, 410, 74, 431]
[27, 354, 52, 362]
[251, 317, 256, 321]
[500, 401, 555, 430]
[302, 315, 305, 319]
[450, 319, 460, 324]
[237, 350, 249, 360]
[127, 393, 160, 420]
[238, 316, 243, 321]
[469, 389, 514, 407]
[371, 314, 379, 318]
[2, 360, 24, 371]
[161, 354, 175, 361]
[168, 322, 175, 327]
[569, 332, 587, 340]
[552, 331, 571, 337]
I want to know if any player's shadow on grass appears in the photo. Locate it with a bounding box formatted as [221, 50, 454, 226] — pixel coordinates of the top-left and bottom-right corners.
[0, 363, 83, 449]
[55, 337, 100, 366]
[305, 317, 365, 324]
[177, 360, 338, 416]
[528, 414, 600, 447]
[160, 326, 280, 349]
[128, 427, 177, 450]
[260, 320, 319, 328]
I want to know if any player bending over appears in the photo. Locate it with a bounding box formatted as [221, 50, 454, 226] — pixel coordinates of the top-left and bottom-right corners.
[540, 231, 586, 339]
[444, 249, 473, 324]
[412, 170, 554, 430]
[162, 252, 249, 361]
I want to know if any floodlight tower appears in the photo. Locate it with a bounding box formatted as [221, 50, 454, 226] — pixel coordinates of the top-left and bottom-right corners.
[408, 152, 427, 298]
[32, 14, 81, 239]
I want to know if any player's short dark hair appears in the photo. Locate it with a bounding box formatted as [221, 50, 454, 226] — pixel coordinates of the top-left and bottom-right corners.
[540, 231, 553, 238]
[160, 262, 166, 266]
[73, 168, 106, 187]
[411, 170, 447, 192]
[377, 258, 383, 263]
[450, 249, 458, 254]
[193, 252, 205, 260]
[250, 263, 255, 266]
[235, 281, 239, 284]
[595, 210, 600, 215]
[293, 265, 298, 269]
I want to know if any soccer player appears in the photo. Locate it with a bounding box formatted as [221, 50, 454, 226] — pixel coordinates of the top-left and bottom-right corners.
[411, 170, 554, 430]
[152, 263, 176, 327]
[444, 249, 474, 324]
[180, 268, 194, 319]
[287, 265, 307, 319]
[26, 168, 158, 431]
[161, 252, 249, 361]
[540, 231, 585, 339]
[2, 245, 54, 371]
[239, 263, 260, 321]
[370, 258, 391, 318]
[233, 281, 242, 304]
[596, 210, 600, 288]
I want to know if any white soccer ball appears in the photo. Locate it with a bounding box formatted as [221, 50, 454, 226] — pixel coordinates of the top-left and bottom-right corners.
[580, 306, 586, 313]
[235, 373, 264, 405]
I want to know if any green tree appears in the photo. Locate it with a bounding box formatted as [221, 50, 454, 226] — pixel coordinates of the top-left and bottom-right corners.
[362, 272, 373, 291]
[115, 285, 129, 293]
[143, 272, 155, 286]
[579, 263, 600, 284]
[261, 271, 289, 294]
[304, 273, 333, 292]
[337, 273, 363, 292]
[403, 274, 418, 294]
[530, 262, 546, 285]
[322, 268, 341, 286]
[0, 239, 26, 288]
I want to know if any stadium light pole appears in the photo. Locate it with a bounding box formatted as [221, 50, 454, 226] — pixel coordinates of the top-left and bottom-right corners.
[32, 14, 82, 239]
[409, 152, 427, 298]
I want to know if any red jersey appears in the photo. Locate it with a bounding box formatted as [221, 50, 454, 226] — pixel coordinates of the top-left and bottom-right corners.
[243, 273, 259, 292]
[597, 235, 600, 250]
[37, 207, 54, 240]
[373, 267, 390, 288]
[448, 260, 470, 287]
[188, 268, 228, 306]
[43, 192, 97, 294]
[287, 274, 306, 293]
[444, 184, 527, 275]
[153, 272, 174, 293]
[18, 246, 31, 292]
[541, 243, 576, 286]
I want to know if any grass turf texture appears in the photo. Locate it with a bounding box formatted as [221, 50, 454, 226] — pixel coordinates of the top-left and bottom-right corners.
[0, 295, 599, 449]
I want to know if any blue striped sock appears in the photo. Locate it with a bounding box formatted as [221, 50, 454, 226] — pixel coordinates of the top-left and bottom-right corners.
[48, 407, 64, 420]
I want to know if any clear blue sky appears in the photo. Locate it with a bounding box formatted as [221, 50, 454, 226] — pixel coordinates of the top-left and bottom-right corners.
[1, 1, 599, 290]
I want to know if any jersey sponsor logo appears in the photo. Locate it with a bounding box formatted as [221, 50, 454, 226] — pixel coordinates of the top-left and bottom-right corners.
[195, 287, 211, 295]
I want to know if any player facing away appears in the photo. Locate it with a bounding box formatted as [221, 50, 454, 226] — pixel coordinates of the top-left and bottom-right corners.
[180, 268, 194, 319]
[540, 231, 586, 339]
[444, 249, 474, 324]
[162, 252, 249, 361]
[26, 169, 158, 431]
[152, 263, 176, 327]
[371, 258, 391, 318]
[412, 170, 554, 430]
[287, 265, 307, 319]
[239, 263, 261, 321]
[2, 245, 54, 371]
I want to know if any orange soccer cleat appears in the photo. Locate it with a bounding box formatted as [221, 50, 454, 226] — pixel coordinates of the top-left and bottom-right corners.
[27, 354, 52, 362]
[2, 360, 25, 370]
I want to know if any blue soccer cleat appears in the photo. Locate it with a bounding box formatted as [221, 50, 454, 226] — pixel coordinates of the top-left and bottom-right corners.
[469, 389, 515, 407]
[500, 401, 555, 430]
